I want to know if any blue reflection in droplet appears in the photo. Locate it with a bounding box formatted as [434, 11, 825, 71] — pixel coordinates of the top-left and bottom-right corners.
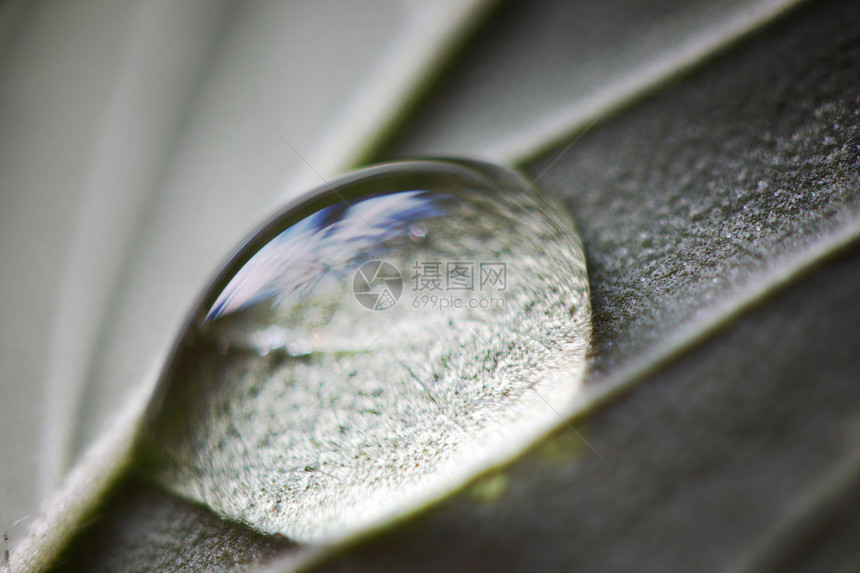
[206, 190, 445, 321]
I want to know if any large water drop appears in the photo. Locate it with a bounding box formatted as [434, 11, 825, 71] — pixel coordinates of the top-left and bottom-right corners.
[143, 159, 590, 542]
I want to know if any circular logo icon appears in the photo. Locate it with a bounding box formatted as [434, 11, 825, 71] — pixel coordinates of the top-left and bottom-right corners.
[353, 260, 403, 310]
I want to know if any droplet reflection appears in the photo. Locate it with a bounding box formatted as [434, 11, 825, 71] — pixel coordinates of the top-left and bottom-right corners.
[143, 159, 590, 542]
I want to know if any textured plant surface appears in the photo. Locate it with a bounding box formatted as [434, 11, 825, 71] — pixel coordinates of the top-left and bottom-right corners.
[1, 0, 859, 571]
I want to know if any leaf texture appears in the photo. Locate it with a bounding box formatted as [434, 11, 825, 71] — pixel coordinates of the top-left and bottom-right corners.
[47, 480, 293, 573]
[7, 0, 860, 571]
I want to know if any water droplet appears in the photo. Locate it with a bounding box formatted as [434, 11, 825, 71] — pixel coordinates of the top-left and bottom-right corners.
[143, 159, 590, 542]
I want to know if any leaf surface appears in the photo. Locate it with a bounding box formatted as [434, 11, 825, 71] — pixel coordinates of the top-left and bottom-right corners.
[7, 0, 860, 571]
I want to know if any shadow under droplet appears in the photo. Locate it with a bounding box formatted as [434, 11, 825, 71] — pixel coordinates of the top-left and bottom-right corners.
[45, 478, 296, 573]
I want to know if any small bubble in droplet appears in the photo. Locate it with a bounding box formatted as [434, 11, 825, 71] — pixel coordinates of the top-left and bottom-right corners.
[251, 325, 290, 356]
[287, 340, 313, 357]
[408, 222, 428, 242]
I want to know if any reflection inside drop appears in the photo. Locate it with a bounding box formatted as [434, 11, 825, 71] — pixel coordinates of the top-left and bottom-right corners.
[206, 190, 445, 324]
[144, 159, 590, 542]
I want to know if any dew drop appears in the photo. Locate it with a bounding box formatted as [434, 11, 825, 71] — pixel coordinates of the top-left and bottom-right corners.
[143, 159, 590, 542]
